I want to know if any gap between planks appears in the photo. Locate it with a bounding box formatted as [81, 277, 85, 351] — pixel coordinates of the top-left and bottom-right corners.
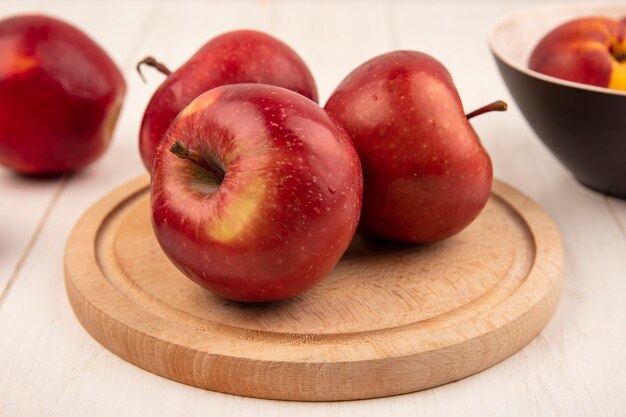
[0, 175, 68, 308]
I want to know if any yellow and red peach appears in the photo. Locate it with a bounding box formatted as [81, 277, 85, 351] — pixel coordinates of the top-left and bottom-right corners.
[529, 17, 626, 91]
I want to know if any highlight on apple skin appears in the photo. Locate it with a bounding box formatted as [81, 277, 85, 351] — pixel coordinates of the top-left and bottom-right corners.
[0, 14, 126, 175]
[150, 84, 362, 302]
[138, 30, 319, 170]
[529, 16, 626, 91]
[325, 51, 502, 244]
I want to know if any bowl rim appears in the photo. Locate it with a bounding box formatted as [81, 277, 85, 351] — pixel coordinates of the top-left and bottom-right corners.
[488, 2, 626, 98]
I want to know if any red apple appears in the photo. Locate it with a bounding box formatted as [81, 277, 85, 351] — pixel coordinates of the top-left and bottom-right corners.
[0, 14, 126, 174]
[151, 84, 362, 302]
[325, 51, 505, 243]
[529, 16, 626, 91]
[138, 30, 318, 170]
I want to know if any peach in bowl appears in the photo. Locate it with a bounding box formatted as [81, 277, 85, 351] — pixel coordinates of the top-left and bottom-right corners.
[490, 4, 626, 198]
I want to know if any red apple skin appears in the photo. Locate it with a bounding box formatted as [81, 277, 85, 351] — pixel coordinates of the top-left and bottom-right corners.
[325, 51, 492, 243]
[139, 30, 318, 170]
[0, 14, 126, 174]
[529, 17, 626, 91]
[151, 84, 362, 302]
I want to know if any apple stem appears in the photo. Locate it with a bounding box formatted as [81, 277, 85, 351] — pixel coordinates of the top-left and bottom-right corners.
[466, 100, 508, 120]
[136, 56, 172, 83]
[169, 141, 225, 183]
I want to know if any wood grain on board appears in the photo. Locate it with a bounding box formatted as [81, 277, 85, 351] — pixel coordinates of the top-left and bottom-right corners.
[64, 176, 564, 401]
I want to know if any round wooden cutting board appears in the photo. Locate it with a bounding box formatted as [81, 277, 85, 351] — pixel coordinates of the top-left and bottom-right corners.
[64, 176, 563, 401]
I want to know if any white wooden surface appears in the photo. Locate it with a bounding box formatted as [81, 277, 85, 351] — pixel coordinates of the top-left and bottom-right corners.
[1, 1, 625, 416]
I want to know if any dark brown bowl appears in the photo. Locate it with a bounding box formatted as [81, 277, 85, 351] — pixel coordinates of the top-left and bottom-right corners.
[489, 4, 626, 198]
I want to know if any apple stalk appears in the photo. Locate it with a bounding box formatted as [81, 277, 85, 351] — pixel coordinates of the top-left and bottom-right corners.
[466, 100, 508, 120]
[136, 56, 172, 83]
[169, 141, 225, 183]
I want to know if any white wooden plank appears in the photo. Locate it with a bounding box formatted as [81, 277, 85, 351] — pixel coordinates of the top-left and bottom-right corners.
[0, 1, 157, 415]
[133, 0, 275, 84]
[0, 0, 153, 296]
[272, 0, 392, 102]
[0, 1, 56, 299]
